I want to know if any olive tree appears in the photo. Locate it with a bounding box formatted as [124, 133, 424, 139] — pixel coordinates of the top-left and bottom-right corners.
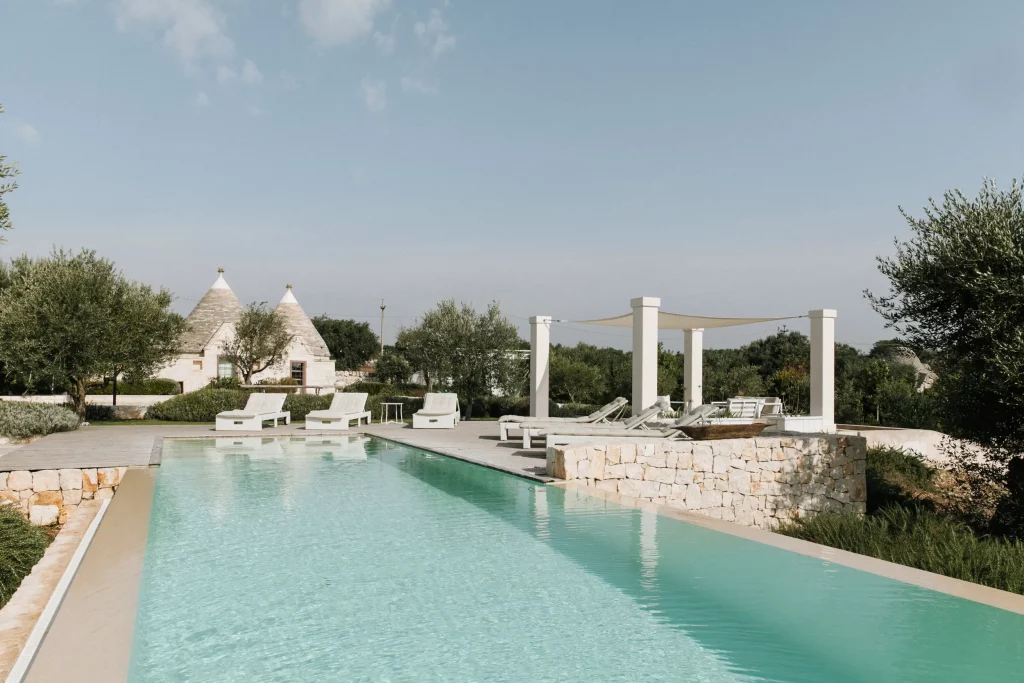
[866, 178, 1024, 456]
[0, 250, 185, 416]
[396, 300, 525, 417]
[220, 303, 293, 385]
[0, 105, 18, 242]
[311, 316, 379, 370]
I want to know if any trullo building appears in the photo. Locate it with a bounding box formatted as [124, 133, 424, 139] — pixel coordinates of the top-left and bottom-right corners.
[158, 269, 336, 393]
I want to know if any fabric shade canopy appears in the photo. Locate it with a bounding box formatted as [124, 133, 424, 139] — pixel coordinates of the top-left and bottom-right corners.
[576, 312, 802, 330]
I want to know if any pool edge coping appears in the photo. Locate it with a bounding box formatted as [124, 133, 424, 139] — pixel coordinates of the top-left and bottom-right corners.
[556, 480, 1024, 616]
[22, 468, 156, 683]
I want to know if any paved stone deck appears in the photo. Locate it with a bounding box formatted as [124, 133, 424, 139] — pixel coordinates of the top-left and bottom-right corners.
[0, 421, 551, 481]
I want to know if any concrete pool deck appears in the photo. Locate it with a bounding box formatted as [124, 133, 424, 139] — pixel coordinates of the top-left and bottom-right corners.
[6, 421, 1024, 681]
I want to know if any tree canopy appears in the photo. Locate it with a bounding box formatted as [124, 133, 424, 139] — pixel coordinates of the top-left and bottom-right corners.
[0, 249, 185, 415]
[311, 316, 379, 371]
[220, 303, 293, 385]
[0, 105, 19, 242]
[396, 300, 525, 417]
[867, 178, 1024, 455]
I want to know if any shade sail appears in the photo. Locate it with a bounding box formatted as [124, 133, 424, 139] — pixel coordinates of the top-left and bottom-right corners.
[576, 312, 802, 330]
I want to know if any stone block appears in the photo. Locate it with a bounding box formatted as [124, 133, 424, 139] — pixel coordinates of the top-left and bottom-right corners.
[604, 464, 625, 479]
[30, 490, 63, 507]
[589, 454, 605, 480]
[63, 488, 83, 505]
[19, 489, 32, 500]
[30, 504, 59, 526]
[653, 468, 675, 484]
[851, 477, 867, 502]
[58, 504, 78, 524]
[621, 445, 637, 464]
[669, 484, 686, 499]
[577, 459, 591, 479]
[674, 469, 694, 485]
[82, 490, 94, 500]
[701, 489, 723, 508]
[606, 445, 622, 465]
[59, 469, 83, 491]
[33, 470, 60, 492]
[640, 480, 662, 498]
[685, 484, 702, 509]
[693, 445, 713, 471]
[596, 480, 618, 493]
[618, 480, 642, 498]
[659, 483, 672, 497]
[640, 454, 666, 469]
[722, 492, 733, 508]
[666, 452, 678, 469]
[712, 455, 729, 474]
[730, 458, 745, 470]
[625, 463, 644, 480]
[96, 466, 118, 489]
[640, 443, 655, 458]
[96, 487, 115, 500]
[728, 469, 751, 495]
[0, 472, 6, 490]
[705, 508, 725, 520]
[8, 471, 32, 491]
[82, 468, 98, 493]
[116, 466, 128, 482]
[0, 491, 20, 506]
[675, 451, 693, 470]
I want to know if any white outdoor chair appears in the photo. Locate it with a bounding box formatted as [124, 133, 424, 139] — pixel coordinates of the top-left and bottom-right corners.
[413, 393, 460, 429]
[497, 397, 628, 442]
[304, 392, 371, 431]
[216, 393, 291, 431]
[520, 398, 670, 448]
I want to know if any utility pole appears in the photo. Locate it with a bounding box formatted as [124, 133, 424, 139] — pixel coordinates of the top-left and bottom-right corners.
[379, 299, 386, 355]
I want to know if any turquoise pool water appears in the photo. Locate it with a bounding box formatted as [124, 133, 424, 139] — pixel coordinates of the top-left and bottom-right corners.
[130, 437, 1024, 682]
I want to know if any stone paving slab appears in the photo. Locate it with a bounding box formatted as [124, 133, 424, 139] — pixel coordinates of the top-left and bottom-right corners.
[360, 421, 552, 482]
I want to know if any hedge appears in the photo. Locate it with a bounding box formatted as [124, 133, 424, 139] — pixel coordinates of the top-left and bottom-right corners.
[0, 505, 52, 608]
[88, 378, 181, 396]
[147, 388, 249, 422]
[147, 389, 334, 422]
[0, 402, 80, 439]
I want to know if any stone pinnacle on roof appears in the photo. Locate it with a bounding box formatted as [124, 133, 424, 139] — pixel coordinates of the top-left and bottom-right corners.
[274, 284, 330, 358]
[179, 268, 244, 354]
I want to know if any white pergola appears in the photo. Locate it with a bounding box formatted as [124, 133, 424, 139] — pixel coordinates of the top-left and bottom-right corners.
[529, 297, 837, 431]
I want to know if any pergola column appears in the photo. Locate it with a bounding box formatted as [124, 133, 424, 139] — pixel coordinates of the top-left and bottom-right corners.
[529, 316, 552, 418]
[683, 328, 704, 411]
[631, 297, 660, 412]
[809, 309, 837, 431]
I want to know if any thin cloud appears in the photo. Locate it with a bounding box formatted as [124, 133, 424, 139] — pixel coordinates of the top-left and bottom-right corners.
[400, 76, 437, 94]
[241, 59, 263, 84]
[216, 64, 237, 83]
[247, 104, 264, 118]
[17, 123, 40, 145]
[413, 8, 455, 58]
[299, 0, 390, 46]
[195, 90, 211, 107]
[114, 0, 234, 65]
[361, 78, 387, 112]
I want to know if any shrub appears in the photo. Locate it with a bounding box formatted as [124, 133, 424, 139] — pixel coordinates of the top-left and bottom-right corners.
[344, 382, 396, 396]
[0, 402, 80, 439]
[0, 504, 52, 607]
[866, 446, 937, 513]
[88, 378, 181, 395]
[284, 394, 332, 422]
[374, 350, 411, 386]
[779, 506, 1024, 595]
[365, 395, 424, 422]
[207, 376, 241, 390]
[147, 388, 249, 422]
[257, 377, 300, 394]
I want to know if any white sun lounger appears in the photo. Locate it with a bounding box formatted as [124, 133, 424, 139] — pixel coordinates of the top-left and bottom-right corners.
[539, 404, 722, 448]
[519, 399, 669, 448]
[304, 392, 371, 431]
[215, 393, 291, 431]
[412, 393, 460, 429]
[497, 397, 628, 442]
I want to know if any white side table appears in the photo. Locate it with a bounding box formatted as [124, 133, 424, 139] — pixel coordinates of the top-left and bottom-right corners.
[381, 402, 404, 425]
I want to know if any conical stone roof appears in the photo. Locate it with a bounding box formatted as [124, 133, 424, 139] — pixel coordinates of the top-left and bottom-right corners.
[274, 285, 330, 358]
[179, 269, 244, 354]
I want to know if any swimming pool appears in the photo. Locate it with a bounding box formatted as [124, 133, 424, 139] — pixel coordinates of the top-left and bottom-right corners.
[129, 436, 1024, 681]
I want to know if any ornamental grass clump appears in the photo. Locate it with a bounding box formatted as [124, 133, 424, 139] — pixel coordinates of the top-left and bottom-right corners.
[0, 402, 79, 439]
[779, 506, 1024, 595]
[0, 504, 51, 607]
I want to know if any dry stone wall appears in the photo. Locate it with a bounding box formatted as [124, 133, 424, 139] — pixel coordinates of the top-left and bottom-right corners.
[0, 467, 126, 525]
[547, 435, 867, 530]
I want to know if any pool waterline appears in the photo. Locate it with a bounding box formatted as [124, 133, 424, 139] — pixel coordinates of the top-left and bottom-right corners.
[123, 435, 1024, 682]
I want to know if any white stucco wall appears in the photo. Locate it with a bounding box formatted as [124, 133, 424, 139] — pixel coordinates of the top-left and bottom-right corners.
[157, 322, 336, 393]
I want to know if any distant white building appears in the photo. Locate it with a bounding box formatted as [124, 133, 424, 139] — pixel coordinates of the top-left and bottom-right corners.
[158, 269, 336, 393]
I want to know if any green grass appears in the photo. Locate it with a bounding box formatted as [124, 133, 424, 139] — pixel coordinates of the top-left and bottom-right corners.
[778, 445, 1024, 594]
[0, 505, 52, 608]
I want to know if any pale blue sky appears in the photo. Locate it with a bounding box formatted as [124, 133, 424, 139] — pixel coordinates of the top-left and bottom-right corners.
[2, 0, 1023, 351]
